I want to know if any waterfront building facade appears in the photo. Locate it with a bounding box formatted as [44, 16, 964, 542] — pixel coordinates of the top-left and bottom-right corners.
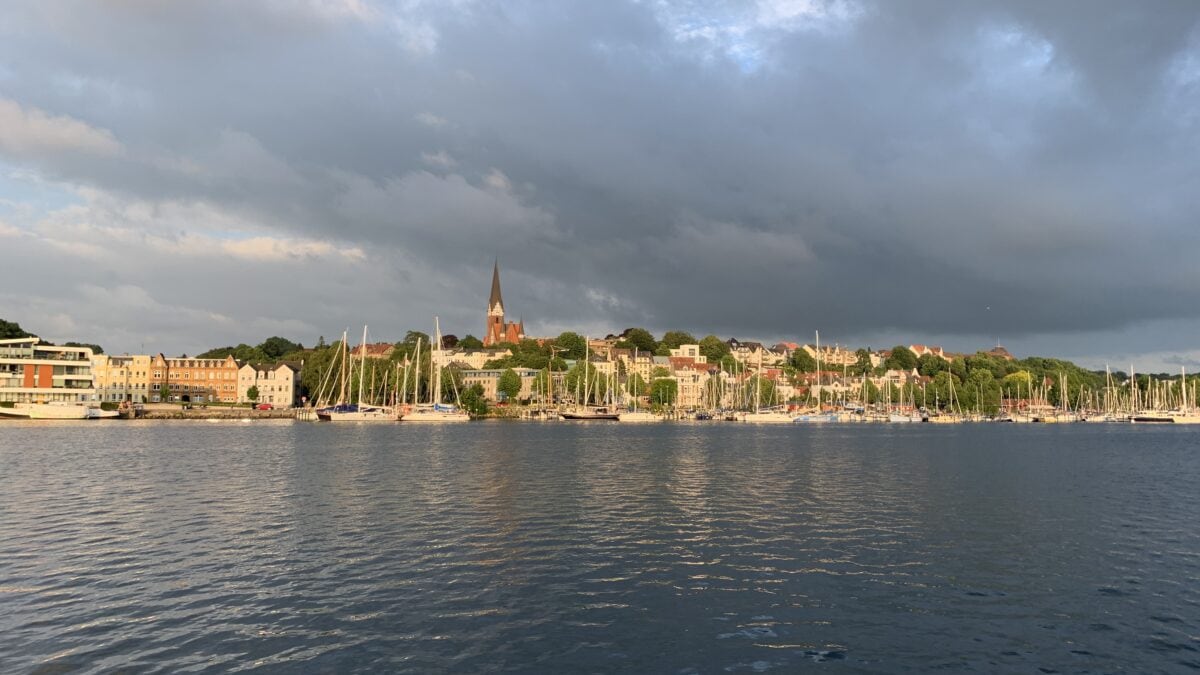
[0, 338, 95, 404]
[91, 354, 153, 403]
[237, 363, 300, 406]
[148, 354, 240, 403]
[461, 367, 542, 402]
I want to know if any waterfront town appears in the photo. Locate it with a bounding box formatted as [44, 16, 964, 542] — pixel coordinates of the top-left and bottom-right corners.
[1, 264, 1194, 423]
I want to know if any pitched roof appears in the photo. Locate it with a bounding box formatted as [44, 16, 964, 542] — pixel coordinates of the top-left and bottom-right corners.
[489, 259, 503, 309]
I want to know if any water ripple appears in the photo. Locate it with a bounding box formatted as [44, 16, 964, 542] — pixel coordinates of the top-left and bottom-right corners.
[1, 421, 1198, 672]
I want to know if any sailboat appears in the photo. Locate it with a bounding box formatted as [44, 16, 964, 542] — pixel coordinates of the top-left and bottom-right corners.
[560, 337, 619, 420]
[619, 348, 661, 422]
[317, 326, 397, 422]
[1132, 366, 1200, 424]
[740, 347, 794, 423]
[403, 317, 470, 422]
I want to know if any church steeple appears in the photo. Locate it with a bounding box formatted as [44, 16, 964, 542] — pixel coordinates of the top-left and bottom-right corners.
[488, 259, 504, 315]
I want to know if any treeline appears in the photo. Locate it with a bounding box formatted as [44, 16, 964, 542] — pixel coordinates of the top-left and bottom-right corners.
[0, 318, 104, 353]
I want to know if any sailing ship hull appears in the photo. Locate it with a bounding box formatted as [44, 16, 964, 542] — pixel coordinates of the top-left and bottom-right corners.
[617, 411, 661, 422]
[560, 412, 620, 420]
[0, 403, 101, 420]
[739, 412, 795, 423]
[403, 409, 470, 422]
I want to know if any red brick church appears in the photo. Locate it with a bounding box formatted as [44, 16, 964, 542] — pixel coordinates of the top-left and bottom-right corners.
[484, 261, 525, 346]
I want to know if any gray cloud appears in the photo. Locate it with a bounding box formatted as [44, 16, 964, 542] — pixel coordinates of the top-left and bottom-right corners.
[1, 0, 1199, 368]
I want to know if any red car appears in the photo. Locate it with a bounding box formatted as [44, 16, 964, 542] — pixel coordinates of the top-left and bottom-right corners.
[255, 403, 273, 410]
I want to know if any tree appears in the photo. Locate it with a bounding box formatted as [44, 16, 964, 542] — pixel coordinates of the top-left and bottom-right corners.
[159, 384, 171, 402]
[621, 327, 657, 353]
[260, 336, 301, 360]
[746, 375, 778, 407]
[247, 385, 260, 404]
[851, 348, 873, 376]
[884, 346, 917, 371]
[554, 331, 587, 360]
[649, 377, 678, 409]
[917, 353, 949, 377]
[403, 330, 430, 346]
[0, 319, 32, 339]
[565, 361, 607, 403]
[626, 372, 647, 399]
[63, 341, 104, 354]
[459, 334, 484, 349]
[656, 330, 697, 355]
[497, 368, 522, 402]
[790, 348, 817, 373]
[699, 335, 730, 362]
[459, 383, 488, 416]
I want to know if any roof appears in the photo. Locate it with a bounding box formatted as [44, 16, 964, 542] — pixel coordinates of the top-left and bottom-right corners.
[489, 259, 503, 309]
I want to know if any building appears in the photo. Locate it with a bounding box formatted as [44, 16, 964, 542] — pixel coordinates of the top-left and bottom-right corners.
[461, 367, 543, 402]
[484, 261, 525, 346]
[91, 354, 153, 403]
[237, 363, 301, 406]
[444, 348, 514, 369]
[148, 354, 240, 403]
[802, 344, 858, 367]
[0, 337, 95, 404]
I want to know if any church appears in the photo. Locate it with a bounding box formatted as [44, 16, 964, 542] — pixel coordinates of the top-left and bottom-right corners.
[484, 261, 525, 346]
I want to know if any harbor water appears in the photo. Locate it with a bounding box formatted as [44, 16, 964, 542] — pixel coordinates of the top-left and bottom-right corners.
[1, 421, 1197, 673]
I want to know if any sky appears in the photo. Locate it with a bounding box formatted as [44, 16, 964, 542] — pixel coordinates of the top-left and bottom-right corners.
[1, 0, 1198, 372]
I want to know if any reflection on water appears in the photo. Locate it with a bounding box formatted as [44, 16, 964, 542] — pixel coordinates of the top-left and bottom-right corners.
[1, 421, 1198, 673]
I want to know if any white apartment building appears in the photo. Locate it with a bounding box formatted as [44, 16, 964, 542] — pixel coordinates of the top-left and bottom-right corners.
[0, 338, 95, 404]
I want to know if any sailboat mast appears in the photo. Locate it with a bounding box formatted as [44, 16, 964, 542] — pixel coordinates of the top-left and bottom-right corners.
[358, 325, 368, 406]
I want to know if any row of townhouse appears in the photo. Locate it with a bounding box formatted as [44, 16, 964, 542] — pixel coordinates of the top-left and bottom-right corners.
[91, 354, 301, 405]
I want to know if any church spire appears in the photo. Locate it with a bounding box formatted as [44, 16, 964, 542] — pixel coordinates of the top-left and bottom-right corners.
[489, 259, 504, 311]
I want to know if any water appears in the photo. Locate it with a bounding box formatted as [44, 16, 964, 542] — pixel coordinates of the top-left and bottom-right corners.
[1, 421, 1198, 673]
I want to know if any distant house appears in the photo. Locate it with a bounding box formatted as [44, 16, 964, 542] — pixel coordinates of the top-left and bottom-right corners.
[238, 362, 301, 406]
[909, 344, 946, 359]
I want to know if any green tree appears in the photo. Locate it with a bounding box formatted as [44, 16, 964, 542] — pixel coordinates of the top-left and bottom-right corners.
[850, 348, 873, 376]
[746, 375, 779, 407]
[459, 334, 484, 349]
[621, 327, 657, 353]
[159, 384, 171, 402]
[917, 353, 949, 377]
[259, 336, 301, 360]
[0, 319, 32, 339]
[403, 330, 430, 347]
[790, 348, 817, 373]
[565, 361, 607, 403]
[247, 385, 259, 404]
[497, 368, 523, 402]
[649, 377, 678, 409]
[555, 331, 587, 360]
[63, 341, 104, 354]
[656, 330, 697, 355]
[699, 335, 730, 362]
[458, 383, 488, 416]
[884, 346, 918, 371]
[626, 372, 647, 398]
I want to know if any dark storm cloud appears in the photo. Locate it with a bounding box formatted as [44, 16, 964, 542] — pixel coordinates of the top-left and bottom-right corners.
[1, 0, 1198, 360]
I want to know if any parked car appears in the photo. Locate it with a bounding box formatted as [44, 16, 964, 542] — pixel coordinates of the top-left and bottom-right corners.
[255, 403, 273, 410]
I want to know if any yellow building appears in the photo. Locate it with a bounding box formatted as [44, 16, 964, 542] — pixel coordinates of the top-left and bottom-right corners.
[91, 354, 153, 403]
